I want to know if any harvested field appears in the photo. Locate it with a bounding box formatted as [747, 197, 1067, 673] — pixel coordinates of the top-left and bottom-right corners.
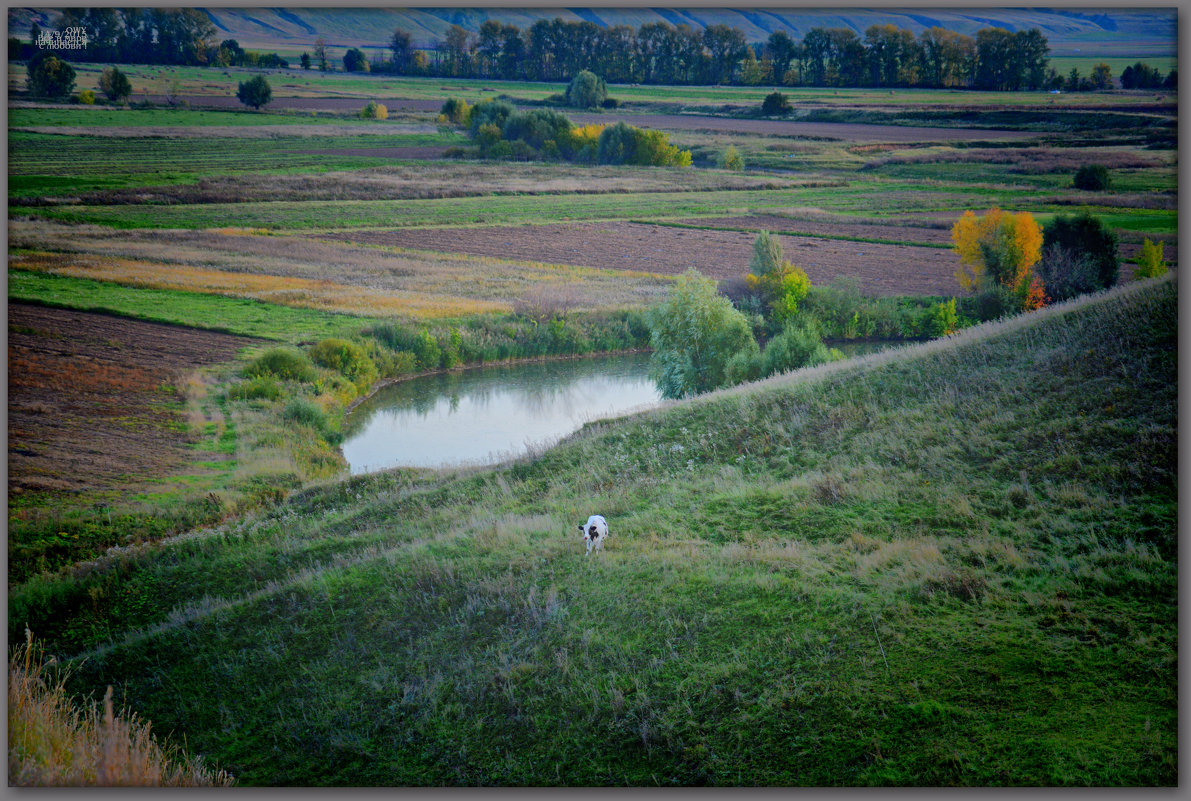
[17, 162, 809, 206]
[565, 111, 1041, 142]
[11, 123, 439, 139]
[324, 221, 964, 296]
[9, 222, 672, 317]
[677, 215, 953, 245]
[8, 303, 263, 496]
[136, 95, 444, 113]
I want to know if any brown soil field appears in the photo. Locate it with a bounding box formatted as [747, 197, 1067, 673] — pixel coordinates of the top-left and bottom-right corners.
[323, 221, 963, 296]
[8, 303, 263, 496]
[680, 215, 953, 245]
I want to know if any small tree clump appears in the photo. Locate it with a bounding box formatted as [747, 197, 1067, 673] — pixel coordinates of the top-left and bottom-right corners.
[1041, 210, 1119, 292]
[719, 145, 745, 171]
[76, 89, 95, 105]
[467, 98, 514, 134]
[761, 91, 791, 115]
[647, 268, 758, 399]
[98, 66, 132, 103]
[308, 338, 378, 389]
[1073, 164, 1111, 191]
[760, 320, 833, 377]
[951, 208, 1043, 303]
[745, 231, 812, 327]
[245, 348, 316, 382]
[566, 69, 608, 108]
[1135, 238, 1168, 279]
[343, 47, 369, 73]
[439, 97, 471, 125]
[236, 75, 271, 109]
[596, 121, 691, 167]
[25, 51, 75, 99]
[1033, 243, 1101, 303]
[360, 100, 388, 119]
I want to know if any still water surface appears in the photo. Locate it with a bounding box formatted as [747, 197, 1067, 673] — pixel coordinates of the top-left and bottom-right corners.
[341, 353, 660, 473]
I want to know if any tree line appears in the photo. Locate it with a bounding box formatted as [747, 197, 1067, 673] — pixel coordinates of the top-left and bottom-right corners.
[384, 18, 1057, 90]
[16, 9, 1177, 92]
[16, 9, 289, 68]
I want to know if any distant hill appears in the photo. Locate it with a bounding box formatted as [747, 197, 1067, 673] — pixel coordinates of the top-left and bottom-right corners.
[8, 7, 1178, 57]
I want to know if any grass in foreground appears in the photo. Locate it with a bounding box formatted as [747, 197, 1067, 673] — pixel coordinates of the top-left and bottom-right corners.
[9, 631, 234, 786]
[17, 274, 1176, 786]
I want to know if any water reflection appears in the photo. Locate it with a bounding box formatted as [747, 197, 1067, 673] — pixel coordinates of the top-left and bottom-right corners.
[341, 353, 659, 473]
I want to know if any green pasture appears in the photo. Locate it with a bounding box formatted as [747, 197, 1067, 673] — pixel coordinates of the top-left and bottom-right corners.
[1047, 55, 1177, 78]
[13, 276, 1175, 785]
[10, 61, 1177, 111]
[10, 179, 1068, 231]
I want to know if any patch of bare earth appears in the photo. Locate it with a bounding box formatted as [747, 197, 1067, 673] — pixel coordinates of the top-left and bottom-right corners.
[8, 303, 263, 497]
[323, 222, 963, 296]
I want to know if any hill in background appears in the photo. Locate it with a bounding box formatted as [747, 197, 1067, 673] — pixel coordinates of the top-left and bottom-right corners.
[8, 7, 1178, 57]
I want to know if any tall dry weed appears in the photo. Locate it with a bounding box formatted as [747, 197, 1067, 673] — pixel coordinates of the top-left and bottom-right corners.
[8, 630, 234, 787]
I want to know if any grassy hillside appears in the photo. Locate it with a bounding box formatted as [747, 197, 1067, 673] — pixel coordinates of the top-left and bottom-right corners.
[15, 274, 1176, 786]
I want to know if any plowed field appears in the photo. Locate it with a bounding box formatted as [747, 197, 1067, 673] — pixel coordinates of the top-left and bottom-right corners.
[8, 303, 263, 496]
[324, 222, 962, 296]
[679, 215, 953, 244]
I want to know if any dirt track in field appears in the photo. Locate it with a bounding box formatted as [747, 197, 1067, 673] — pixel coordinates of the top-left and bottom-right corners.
[8, 303, 263, 496]
[322, 221, 963, 296]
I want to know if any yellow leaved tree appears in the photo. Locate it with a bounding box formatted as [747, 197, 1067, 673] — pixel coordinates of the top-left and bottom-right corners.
[951, 208, 1043, 295]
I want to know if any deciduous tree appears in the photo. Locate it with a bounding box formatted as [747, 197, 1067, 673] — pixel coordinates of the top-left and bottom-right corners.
[951, 208, 1043, 295]
[236, 75, 271, 109]
[647, 269, 758, 398]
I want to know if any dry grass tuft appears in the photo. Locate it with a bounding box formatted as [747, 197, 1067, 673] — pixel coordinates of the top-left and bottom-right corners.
[9, 630, 234, 787]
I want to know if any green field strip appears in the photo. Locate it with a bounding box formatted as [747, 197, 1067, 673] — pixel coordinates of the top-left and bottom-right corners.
[9, 180, 1052, 231]
[8, 107, 425, 128]
[7, 270, 381, 343]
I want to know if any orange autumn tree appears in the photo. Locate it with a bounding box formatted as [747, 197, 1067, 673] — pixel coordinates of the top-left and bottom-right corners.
[951, 209, 1047, 310]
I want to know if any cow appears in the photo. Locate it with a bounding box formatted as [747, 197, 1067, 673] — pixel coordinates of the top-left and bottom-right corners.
[577, 514, 608, 556]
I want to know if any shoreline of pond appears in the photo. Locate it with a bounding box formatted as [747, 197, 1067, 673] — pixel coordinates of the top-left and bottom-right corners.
[343, 347, 653, 417]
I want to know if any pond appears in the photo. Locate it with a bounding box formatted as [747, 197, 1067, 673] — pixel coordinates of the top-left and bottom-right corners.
[340, 341, 905, 475]
[340, 352, 660, 473]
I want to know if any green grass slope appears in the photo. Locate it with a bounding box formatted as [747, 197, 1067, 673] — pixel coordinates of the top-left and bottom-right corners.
[18, 275, 1176, 786]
